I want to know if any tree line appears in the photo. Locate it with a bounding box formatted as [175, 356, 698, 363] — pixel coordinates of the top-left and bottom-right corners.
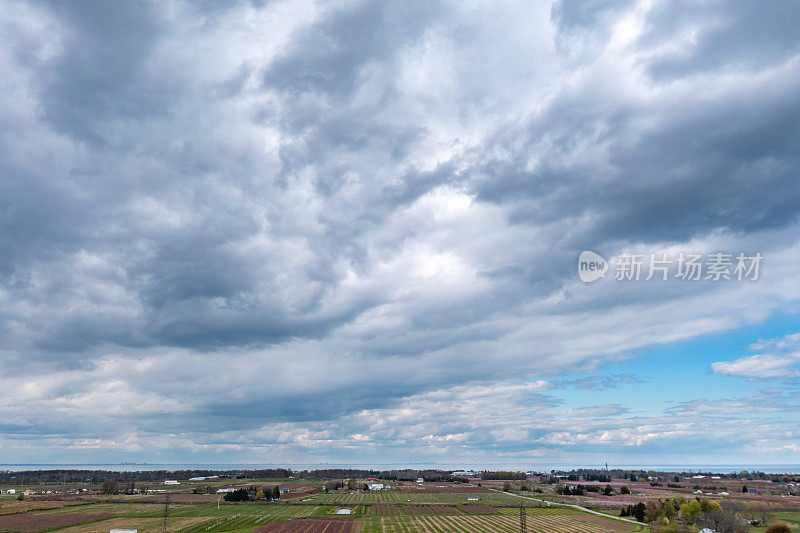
[0, 469, 292, 485]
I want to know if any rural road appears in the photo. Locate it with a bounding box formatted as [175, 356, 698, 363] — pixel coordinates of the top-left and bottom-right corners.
[490, 488, 647, 527]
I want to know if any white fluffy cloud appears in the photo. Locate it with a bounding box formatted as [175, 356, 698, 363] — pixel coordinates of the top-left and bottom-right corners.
[713, 332, 800, 379]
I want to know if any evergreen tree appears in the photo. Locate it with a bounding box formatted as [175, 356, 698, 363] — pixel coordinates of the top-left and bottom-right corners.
[632, 502, 646, 522]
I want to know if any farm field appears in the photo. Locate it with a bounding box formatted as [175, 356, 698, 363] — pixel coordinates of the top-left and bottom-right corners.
[0, 499, 89, 515]
[302, 491, 542, 507]
[0, 498, 644, 532]
[4, 474, 797, 532]
[252, 518, 360, 532]
[56, 516, 210, 533]
[0, 512, 111, 532]
[370, 503, 459, 516]
[359, 510, 640, 533]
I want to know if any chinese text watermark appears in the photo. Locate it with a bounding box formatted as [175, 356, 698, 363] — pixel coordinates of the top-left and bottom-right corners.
[578, 251, 762, 283]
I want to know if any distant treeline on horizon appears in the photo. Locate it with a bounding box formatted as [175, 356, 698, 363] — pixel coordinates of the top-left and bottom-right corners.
[1, 467, 798, 486]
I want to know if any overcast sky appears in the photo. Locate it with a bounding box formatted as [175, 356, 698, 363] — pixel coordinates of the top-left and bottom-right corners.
[1, 0, 800, 468]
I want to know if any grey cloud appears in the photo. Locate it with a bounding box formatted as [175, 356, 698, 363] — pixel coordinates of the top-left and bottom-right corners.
[2, 0, 800, 462]
[35, 1, 166, 143]
[263, 0, 443, 102]
[638, 2, 800, 81]
[468, 67, 800, 248]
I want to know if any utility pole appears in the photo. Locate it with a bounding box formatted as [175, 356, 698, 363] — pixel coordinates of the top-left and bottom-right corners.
[519, 504, 527, 533]
[162, 493, 170, 532]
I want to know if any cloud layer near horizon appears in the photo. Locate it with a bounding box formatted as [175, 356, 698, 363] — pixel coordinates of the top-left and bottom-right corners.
[1, 0, 799, 465]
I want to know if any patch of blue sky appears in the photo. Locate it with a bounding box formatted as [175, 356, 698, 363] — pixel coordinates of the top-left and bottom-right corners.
[546, 310, 800, 415]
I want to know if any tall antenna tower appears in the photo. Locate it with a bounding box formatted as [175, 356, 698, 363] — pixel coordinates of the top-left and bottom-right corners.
[519, 504, 527, 533]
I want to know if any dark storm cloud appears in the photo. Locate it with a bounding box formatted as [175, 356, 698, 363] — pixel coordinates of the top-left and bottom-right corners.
[552, 0, 635, 30]
[261, 0, 454, 218]
[5, 0, 797, 357]
[639, 2, 800, 80]
[551, 0, 637, 59]
[36, 1, 166, 143]
[264, 0, 443, 102]
[468, 64, 800, 249]
[0, 164, 85, 280]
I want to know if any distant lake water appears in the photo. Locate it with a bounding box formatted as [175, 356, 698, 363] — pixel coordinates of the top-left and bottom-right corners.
[1, 463, 799, 474]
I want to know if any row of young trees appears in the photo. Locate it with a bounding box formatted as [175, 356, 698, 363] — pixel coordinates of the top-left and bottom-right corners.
[545, 469, 800, 484]
[303, 469, 467, 482]
[555, 483, 622, 496]
[480, 471, 528, 480]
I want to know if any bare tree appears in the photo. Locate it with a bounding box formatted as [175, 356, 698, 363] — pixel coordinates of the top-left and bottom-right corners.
[743, 501, 775, 526]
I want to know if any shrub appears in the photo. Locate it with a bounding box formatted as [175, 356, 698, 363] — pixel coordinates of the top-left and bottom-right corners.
[766, 525, 791, 533]
[223, 489, 250, 502]
[100, 479, 118, 495]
